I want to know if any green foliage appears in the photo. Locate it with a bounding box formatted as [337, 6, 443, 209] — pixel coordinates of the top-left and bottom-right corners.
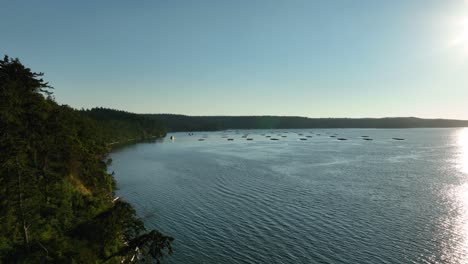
[0, 56, 172, 263]
[81, 108, 166, 144]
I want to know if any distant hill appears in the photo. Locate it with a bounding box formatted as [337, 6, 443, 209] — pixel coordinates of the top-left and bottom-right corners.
[150, 115, 468, 131]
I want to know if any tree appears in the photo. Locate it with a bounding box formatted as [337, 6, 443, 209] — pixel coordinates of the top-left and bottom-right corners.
[0, 55, 172, 262]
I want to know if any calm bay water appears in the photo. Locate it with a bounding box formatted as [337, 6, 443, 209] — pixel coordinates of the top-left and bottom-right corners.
[110, 128, 468, 263]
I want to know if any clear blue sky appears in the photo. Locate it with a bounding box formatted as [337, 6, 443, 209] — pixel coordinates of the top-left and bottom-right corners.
[2, 0, 468, 118]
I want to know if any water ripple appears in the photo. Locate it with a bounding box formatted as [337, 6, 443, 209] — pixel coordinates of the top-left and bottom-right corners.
[110, 129, 468, 263]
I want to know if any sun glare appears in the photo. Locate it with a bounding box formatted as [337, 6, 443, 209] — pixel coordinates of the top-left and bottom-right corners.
[450, 17, 468, 54]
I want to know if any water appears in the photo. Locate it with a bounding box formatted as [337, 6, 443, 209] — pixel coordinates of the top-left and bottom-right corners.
[109, 128, 468, 263]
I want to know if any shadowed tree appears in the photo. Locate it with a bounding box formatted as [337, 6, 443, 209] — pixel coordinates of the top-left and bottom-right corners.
[0, 56, 172, 263]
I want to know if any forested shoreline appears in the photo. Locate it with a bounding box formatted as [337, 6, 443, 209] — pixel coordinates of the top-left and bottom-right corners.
[2, 55, 468, 262]
[0, 56, 172, 263]
[152, 114, 468, 131]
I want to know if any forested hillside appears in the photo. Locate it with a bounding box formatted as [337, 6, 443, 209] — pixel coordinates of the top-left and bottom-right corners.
[82, 108, 166, 144]
[153, 114, 468, 131]
[0, 56, 172, 263]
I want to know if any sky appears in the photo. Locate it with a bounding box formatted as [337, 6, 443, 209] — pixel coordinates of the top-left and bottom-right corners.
[2, 0, 468, 119]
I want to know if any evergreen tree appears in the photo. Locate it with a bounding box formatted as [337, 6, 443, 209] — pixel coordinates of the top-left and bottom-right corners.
[0, 56, 172, 263]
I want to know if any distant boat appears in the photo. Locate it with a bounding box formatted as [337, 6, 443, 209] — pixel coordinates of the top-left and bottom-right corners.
[363, 138, 373, 141]
[270, 138, 279, 141]
[170, 136, 175, 140]
[228, 138, 234, 141]
[198, 138, 205, 141]
[337, 138, 347, 141]
[246, 138, 253, 141]
[392, 138, 405, 141]
[299, 138, 307, 141]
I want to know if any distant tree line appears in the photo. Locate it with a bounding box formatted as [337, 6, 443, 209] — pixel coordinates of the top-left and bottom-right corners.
[81, 107, 166, 144]
[0, 56, 172, 263]
[151, 114, 468, 131]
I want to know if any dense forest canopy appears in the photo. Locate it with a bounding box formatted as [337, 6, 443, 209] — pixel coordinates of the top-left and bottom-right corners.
[79, 112, 468, 134]
[0, 56, 172, 263]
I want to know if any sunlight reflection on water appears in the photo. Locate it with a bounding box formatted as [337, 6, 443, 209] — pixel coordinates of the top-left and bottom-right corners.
[458, 128, 468, 175]
[450, 128, 468, 263]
